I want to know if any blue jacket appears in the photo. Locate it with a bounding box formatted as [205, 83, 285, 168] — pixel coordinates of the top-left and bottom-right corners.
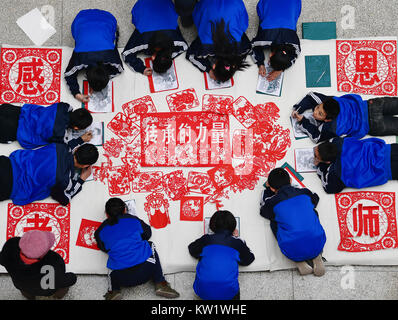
[187, 0, 251, 73]
[17, 103, 72, 149]
[316, 137, 392, 194]
[251, 0, 301, 67]
[122, 0, 188, 73]
[95, 214, 153, 271]
[188, 231, 255, 300]
[260, 185, 326, 262]
[9, 143, 82, 206]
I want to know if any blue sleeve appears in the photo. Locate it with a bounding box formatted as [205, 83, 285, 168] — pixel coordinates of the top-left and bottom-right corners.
[122, 29, 147, 74]
[259, 187, 277, 220]
[64, 52, 83, 96]
[236, 239, 255, 266]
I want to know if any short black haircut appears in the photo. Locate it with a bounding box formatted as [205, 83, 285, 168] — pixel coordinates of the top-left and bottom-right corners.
[86, 62, 109, 92]
[149, 31, 173, 74]
[105, 197, 126, 225]
[209, 210, 236, 234]
[267, 168, 291, 190]
[317, 141, 339, 162]
[69, 108, 93, 130]
[323, 98, 340, 120]
[74, 144, 99, 166]
[269, 44, 296, 71]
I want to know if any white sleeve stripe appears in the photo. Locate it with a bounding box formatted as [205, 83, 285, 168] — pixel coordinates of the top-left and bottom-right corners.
[188, 54, 207, 71]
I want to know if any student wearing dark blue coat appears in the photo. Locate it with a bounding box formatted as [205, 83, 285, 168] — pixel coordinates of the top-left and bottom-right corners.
[65, 9, 123, 104]
[186, 0, 251, 82]
[188, 210, 255, 300]
[94, 198, 180, 300]
[260, 168, 326, 276]
[0, 102, 93, 148]
[314, 136, 398, 194]
[0, 142, 98, 206]
[122, 0, 188, 76]
[292, 93, 398, 143]
[251, 0, 302, 81]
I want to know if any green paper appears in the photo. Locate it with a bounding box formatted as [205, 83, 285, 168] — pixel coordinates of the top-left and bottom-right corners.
[302, 22, 337, 40]
[305, 55, 331, 88]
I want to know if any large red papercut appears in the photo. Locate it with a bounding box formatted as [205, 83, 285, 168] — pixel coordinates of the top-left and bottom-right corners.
[144, 192, 171, 229]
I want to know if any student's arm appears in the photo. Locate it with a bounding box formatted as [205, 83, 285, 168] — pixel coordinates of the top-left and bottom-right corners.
[66, 137, 85, 152]
[301, 188, 320, 207]
[259, 187, 276, 220]
[94, 226, 108, 253]
[188, 235, 209, 259]
[251, 45, 266, 67]
[236, 239, 255, 266]
[296, 118, 336, 143]
[135, 215, 152, 241]
[186, 38, 212, 73]
[50, 171, 85, 206]
[316, 162, 345, 194]
[122, 29, 147, 74]
[293, 92, 330, 114]
[171, 29, 189, 59]
[64, 52, 83, 97]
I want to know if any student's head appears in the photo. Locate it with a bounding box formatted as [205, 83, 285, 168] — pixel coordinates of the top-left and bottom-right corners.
[19, 230, 55, 260]
[313, 98, 340, 122]
[209, 210, 236, 234]
[211, 20, 249, 82]
[267, 168, 291, 191]
[269, 44, 295, 71]
[149, 31, 173, 74]
[74, 144, 99, 168]
[86, 62, 109, 92]
[314, 141, 340, 164]
[69, 108, 93, 130]
[105, 197, 126, 225]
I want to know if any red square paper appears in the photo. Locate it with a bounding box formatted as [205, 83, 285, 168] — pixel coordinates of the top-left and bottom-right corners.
[180, 196, 204, 221]
[0, 48, 62, 104]
[7, 203, 70, 263]
[335, 191, 398, 252]
[76, 219, 102, 251]
[336, 40, 397, 96]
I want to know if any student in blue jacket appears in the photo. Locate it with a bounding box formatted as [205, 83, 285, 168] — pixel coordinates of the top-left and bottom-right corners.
[186, 0, 251, 83]
[260, 168, 326, 276]
[122, 0, 188, 76]
[94, 197, 180, 300]
[188, 210, 255, 300]
[292, 93, 398, 143]
[65, 9, 124, 104]
[314, 136, 398, 194]
[0, 142, 98, 206]
[0, 102, 93, 148]
[251, 0, 302, 81]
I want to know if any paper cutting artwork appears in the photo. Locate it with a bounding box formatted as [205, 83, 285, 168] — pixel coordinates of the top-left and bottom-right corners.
[107, 165, 131, 196]
[180, 196, 204, 221]
[131, 171, 164, 193]
[166, 88, 200, 112]
[107, 112, 140, 144]
[335, 191, 398, 252]
[202, 94, 234, 114]
[76, 219, 102, 250]
[0, 47, 62, 105]
[336, 40, 397, 96]
[7, 203, 70, 263]
[144, 192, 171, 229]
[232, 96, 257, 128]
[122, 95, 157, 124]
[145, 58, 178, 93]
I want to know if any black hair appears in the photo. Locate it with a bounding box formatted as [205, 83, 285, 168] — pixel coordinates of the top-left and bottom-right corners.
[74, 144, 99, 166]
[105, 197, 126, 225]
[86, 62, 109, 92]
[149, 31, 173, 74]
[211, 19, 249, 82]
[209, 210, 236, 234]
[317, 141, 339, 162]
[267, 168, 291, 190]
[269, 44, 296, 71]
[322, 98, 340, 120]
[69, 108, 93, 130]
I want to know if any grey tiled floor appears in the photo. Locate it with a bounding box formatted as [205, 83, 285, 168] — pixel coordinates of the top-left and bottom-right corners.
[1, 0, 398, 301]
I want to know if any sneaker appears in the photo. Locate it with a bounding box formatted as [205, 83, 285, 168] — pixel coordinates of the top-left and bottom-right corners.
[312, 254, 326, 277]
[104, 290, 122, 300]
[295, 261, 313, 275]
[155, 281, 180, 299]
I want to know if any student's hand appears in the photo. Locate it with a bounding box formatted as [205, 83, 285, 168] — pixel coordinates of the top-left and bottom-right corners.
[314, 157, 321, 167]
[258, 65, 267, 77]
[80, 166, 93, 181]
[232, 229, 239, 237]
[75, 93, 90, 103]
[266, 70, 282, 81]
[81, 131, 93, 142]
[291, 110, 303, 122]
[143, 68, 153, 76]
[208, 69, 217, 80]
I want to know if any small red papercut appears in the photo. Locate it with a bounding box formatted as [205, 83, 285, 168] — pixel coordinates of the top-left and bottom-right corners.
[180, 196, 204, 221]
[166, 88, 200, 112]
[76, 219, 102, 251]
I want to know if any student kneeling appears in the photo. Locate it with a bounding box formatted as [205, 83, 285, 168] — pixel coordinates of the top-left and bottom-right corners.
[260, 168, 326, 276]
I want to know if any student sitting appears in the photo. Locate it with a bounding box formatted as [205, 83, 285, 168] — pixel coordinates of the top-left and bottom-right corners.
[292, 93, 398, 143]
[188, 210, 255, 300]
[260, 168, 326, 276]
[314, 136, 398, 194]
[0, 142, 98, 206]
[0, 230, 77, 300]
[251, 0, 302, 81]
[122, 0, 188, 76]
[65, 9, 124, 103]
[186, 0, 251, 82]
[94, 197, 180, 300]
[0, 102, 93, 148]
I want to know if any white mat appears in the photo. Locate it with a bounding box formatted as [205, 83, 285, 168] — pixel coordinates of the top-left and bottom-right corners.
[1, 37, 397, 275]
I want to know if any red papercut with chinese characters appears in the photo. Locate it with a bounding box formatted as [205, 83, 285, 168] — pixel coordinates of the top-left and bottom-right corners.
[180, 196, 204, 221]
[0, 48, 62, 105]
[76, 219, 102, 251]
[335, 191, 398, 252]
[144, 192, 171, 229]
[7, 203, 70, 263]
[336, 40, 397, 96]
